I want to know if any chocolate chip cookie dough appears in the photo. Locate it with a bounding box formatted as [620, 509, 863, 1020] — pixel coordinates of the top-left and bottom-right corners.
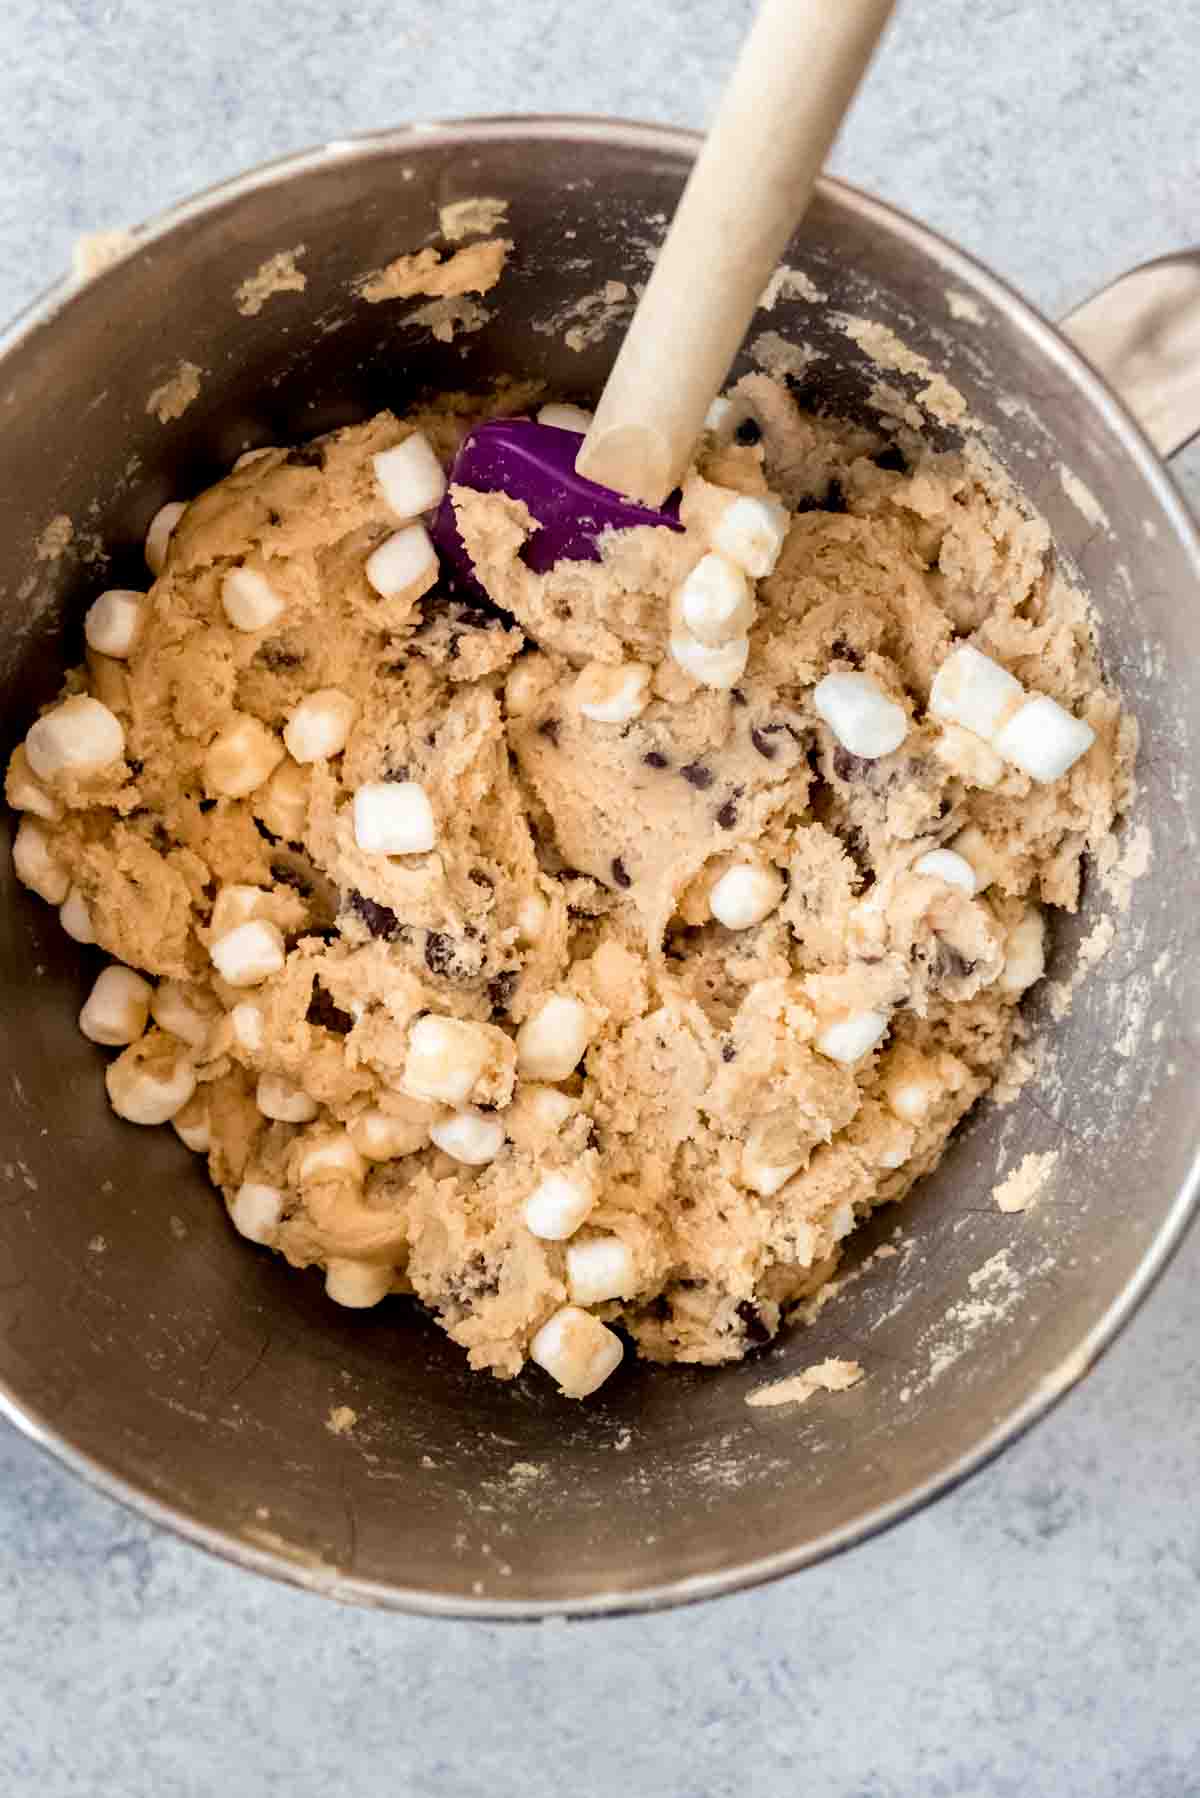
[7, 373, 1133, 1398]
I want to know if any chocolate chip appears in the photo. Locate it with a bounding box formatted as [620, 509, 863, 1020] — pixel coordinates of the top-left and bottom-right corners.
[257, 640, 304, 671]
[346, 889, 403, 942]
[730, 686, 748, 707]
[832, 746, 872, 783]
[469, 869, 494, 889]
[680, 761, 713, 790]
[643, 750, 670, 769]
[537, 717, 560, 746]
[266, 509, 282, 527]
[271, 860, 312, 896]
[736, 1300, 771, 1345]
[715, 797, 738, 830]
[930, 939, 976, 982]
[488, 969, 518, 1014]
[284, 443, 325, 468]
[423, 931, 460, 977]
[611, 856, 632, 889]
[127, 758, 144, 777]
[873, 444, 908, 473]
[829, 638, 862, 669]
[383, 763, 410, 783]
[825, 478, 847, 514]
[307, 985, 354, 1035]
[254, 817, 280, 846]
[750, 726, 777, 760]
[734, 417, 762, 445]
[197, 798, 217, 814]
[721, 1039, 736, 1063]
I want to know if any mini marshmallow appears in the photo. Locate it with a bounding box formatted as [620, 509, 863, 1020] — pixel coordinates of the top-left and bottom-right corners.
[12, 817, 69, 904]
[230, 1181, 284, 1244]
[574, 660, 652, 724]
[283, 688, 356, 763]
[678, 553, 754, 647]
[105, 1039, 196, 1125]
[257, 1072, 319, 1123]
[221, 567, 287, 633]
[704, 395, 733, 432]
[813, 672, 908, 759]
[882, 1050, 942, 1125]
[209, 919, 286, 987]
[516, 992, 593, 1082]
[297, 1132, 365, 1186]
[520, 1085, 577, 1132]
[567, 1234, 635, 1305]
[998, 911, 1046, 995]
[6, 747, 63, 821]
[524, 1168, 595, 1240]
[79, 965, 153, 1046]
[741, 1113, 811, 1197]
[516, 892, 549, 945]
[504, 654, 555, 718]
[26, 695, 125, 784]
[210, 883, 268, 939]
[59, 885, 96, 944]
[929, 645, 1024, 741]
[144, 500, 186, 575]
[203, 714, 284, 798]
[365, 523, 438, 601]
[257, 758, 309, 841]
[325, 1259, 393, 1309]
[350, 1108, 430, 1162]
[816, 1009, 890, 1064]
[712, 493, 790, 579]
[529, 1305, 623, 1399]
[373, 432, 447, 518]
[234, 446, 276, 470]
[991, 694, 1096, 784]
[150, 979, 219, 1050]
[429, 1107, 506, 1166]
[536, 402, 594, 432]
[230, 1002, 265, 1054]
[403, 1014, 493, 1106]
[912, 848, 978, 896]
[709, 863, 785, 931]
[353, 780, 436, 856]
[84, 589, 145, 660]
[172, 1093, 211, 1154]
[669, 627, 750, 690]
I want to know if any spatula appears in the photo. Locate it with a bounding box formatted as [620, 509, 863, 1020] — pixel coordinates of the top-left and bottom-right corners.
[431, 0, 895, 591]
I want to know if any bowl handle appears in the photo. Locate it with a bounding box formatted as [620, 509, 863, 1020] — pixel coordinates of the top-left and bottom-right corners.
[1061, 251, 1200, 461]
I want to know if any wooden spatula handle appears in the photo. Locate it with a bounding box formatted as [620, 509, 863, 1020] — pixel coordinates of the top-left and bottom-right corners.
[576, 0, 895, 506]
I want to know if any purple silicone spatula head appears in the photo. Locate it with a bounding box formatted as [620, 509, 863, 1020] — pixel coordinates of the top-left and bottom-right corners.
[430, 418, 682, 598]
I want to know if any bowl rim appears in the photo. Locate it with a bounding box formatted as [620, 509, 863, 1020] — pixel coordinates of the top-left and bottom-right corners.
[3, 112, 1197, 1620]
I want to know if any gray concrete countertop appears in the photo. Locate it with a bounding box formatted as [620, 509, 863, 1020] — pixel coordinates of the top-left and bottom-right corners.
[1, 2, 1198, 1792]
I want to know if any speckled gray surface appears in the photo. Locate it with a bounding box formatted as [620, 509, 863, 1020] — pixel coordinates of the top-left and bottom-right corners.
[2, 2, 1199, 1792]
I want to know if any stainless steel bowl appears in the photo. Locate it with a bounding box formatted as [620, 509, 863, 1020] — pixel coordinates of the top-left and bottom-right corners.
[1, 118, 1197, 1618]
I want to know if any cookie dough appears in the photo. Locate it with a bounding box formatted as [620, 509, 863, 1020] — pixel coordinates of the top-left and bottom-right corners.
[6, 372, 1133, 1396]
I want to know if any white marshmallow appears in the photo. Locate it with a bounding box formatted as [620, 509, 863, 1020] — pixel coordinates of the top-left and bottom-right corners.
[536, 402, 594, 433]
[998, 911, 1046, 995]
[929, 645, 1024, 740]
[172, 1094, 211, 1154]
[429, 1107, 506, 1166]
[504, 654, 555, 718]
[574, 660, 652, 724]
[26, 695, 125, 783]
[353, 780, 436, 855]
[403, 1014, 493, 1106]
[813, 672, 908, 759]
[373, 432, 448, 518]
[516, 992, 593, 1082]
[230, 1001, 266, 1054]
[325, 1258, 392, 1309]
[365, 523, 438, 601]
[529, 1305, 623, 1398]
[678, 553, 755, 646]
[221, 567, 287, 633]
[105, 1041, 196, 1125]
[740, 1112, 812, 1197]
[12, 816, 69, 904]
[84, 589, 145, 660]
[79, 965, 153, 1046]
[150, 979, 219, 1050]
[882, 1053, 942, 1125]
[297, 1132, 366, 1186]
[669, 627, 750, 690]
[256, 1072, 319, 1123]
[283, 688, 356, 763]
[524, 1168, 595, 1240]
[210, 883, 269, 939]
[144, 500, 187, 575]
[6, 747, 63, 821]
[949, 824, 1006, 893]
[816, 1009, 890, 1064]
[230, 1181, 284, 1244]
[516, 892, 549, 945]
[257, 758, 309, 841]
[350, 1107, 430, 1161]
[912, 848, 978, 895]
[518, 1084, 577, 1132]
[991, 695, 1096, 784]
[709, 863, 784, 930]
[234, 446, 276, 470]
[566, 1235, 634, 1305]
[209, 919, 286, 987]
[704, 396, 733, 432]
[203, 714, 284, 798]
[59, 885, 96, 944]
[712, 494, 790, 579]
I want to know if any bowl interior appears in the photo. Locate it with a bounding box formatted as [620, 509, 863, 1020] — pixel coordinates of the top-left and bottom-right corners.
[1, 122, 1197, 1614]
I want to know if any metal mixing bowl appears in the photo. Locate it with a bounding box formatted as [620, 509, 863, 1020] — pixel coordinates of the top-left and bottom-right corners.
[1, 118, 1197, 1617]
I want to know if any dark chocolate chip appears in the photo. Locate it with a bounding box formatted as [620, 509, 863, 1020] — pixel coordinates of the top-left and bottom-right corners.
[750, 726, 777, 760]
[257, 640, 304, 671]
[488, 969, 519, 1014]
[127, 758, 144, 777]
[680, 761, 713, 790]
[611, 856, 632, 889]
[254, 817, 280, 846]
[721, 1039, 736, 1064]
[715, 798, 738, 830]
[730, 686, 748, 707]
[424, 931, 460, 977]
[383, 763, 410, 783]
[734, 417, 762, 445]
[270, 860, 312, 896]
[284, 443, 325, 468]
[829, 638, 862, 669]
[736, 1300, 771, 1345]
[346, 889, 403, 942]
[643, 750, 670, 769]
[197, 797, 217, 814]
[307, 985, 354, 1035]
[266, 508, 282, 527]
[832, 746, 872, 783]
[825, 478, 847, 514]
[873, 444, 908, 473]
[469, 869, 494, 889]
[537, 717, 561, 746]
